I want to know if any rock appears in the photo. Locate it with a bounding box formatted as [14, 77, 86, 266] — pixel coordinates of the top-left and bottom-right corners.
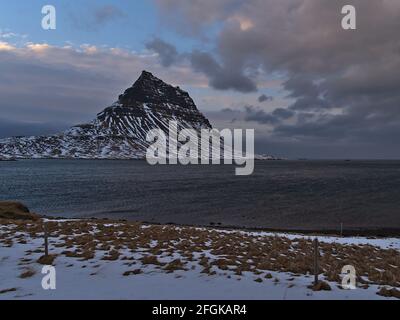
[0, 201, 40, 221]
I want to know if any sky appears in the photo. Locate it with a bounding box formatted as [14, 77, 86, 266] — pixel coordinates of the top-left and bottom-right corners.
[0, 0, 400, 159]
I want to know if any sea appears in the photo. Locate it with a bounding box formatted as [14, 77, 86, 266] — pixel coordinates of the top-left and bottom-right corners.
[1, 159, 400, 233]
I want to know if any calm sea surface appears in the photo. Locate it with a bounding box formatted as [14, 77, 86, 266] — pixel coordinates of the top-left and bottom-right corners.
[1, 160, 400, 231]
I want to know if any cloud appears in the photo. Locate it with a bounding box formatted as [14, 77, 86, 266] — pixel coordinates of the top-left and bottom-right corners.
[145, 38, 257, 92]
[153, 0, 239, 35]
[258, 94, 273, 103]
[154, 0, 400, 158]
[0, 41, 207, 135]
[272, 108, 294, 120]
[145, 38, 179, 67]
[93, 5, 124, 25]
[244, 106, 294, 124]
[70, 5, 125, 30]
[0, 118, 70, 139]
[0, 41, 15, 51]
[189, 50, 257, 93]
[0, 29, 27, 40]
[244, 106, 278, 124]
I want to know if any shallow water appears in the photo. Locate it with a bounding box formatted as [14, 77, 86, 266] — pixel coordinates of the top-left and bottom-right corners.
[1, 160, 400, 231]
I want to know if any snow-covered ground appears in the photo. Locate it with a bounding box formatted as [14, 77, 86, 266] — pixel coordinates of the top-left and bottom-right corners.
[0, 220, 399, 300]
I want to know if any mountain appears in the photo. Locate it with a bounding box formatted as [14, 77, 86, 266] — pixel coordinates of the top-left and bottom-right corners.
[0, 71, 213, 160]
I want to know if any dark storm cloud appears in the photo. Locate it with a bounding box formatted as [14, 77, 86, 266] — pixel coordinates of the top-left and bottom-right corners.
[0, 118, 70, 139]
[145, 38, 257, 92]
[189, 51, 257, 92]
[0, 41, 209, 138]
[70, 4, 125, 30]
[244, 106, 294, 124]
[145, 38, 179, 67]
[93, 5, 124, 25]
[145, 42, 259, 92]
[258, 94, 273, 103]
[272, 108, 294, 120]
[154, 0, 400, 158]
[244, 106, 278, 124]
[153, 0, 241, 35]
[0, 49, 121, 124]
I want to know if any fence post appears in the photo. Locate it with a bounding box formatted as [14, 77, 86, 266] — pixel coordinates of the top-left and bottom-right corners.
[340, 222, 343, 237]
[44, 222, 49, 257]
[313, 238, 319, 286]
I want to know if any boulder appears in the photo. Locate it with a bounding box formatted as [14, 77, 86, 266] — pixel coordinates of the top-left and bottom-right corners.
[0, 201, 40, 221]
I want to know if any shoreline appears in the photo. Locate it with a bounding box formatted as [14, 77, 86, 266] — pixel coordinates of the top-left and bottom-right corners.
[41, 214, 400, 238]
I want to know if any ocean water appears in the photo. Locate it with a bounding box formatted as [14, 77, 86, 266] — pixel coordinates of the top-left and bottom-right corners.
[1, 160, 400, 231]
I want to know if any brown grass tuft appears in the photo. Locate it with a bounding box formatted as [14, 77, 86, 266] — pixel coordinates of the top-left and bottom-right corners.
[309, 281, 332, 291]
[141, 255, 165, 266]
[37, 255, 56, 265]
[19, 269, 36, 279]
[377, 287, 400, 299]
[164, 259, 186, 272]
[123, 269, 142, 276]
[0, 288, 17, 295]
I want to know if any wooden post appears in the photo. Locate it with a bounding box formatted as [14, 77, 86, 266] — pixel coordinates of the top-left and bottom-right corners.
[313, 238, 319, 286]
[340, 222, 343, 237]
[44, 223, 49, 257]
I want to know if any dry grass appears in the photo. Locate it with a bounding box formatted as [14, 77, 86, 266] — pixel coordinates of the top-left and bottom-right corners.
[1, 218, 399, 297]
[123, 269, 142, 276]
[377, 287, 400, 299]
[37, 255, 56, 265]
[141, 255, 165, 266]
[309, 281, 332, 291]
[0, 201, 39, 221]
[0, 288, 17, 295]
[101, 250, 120, 261]
[19, 269, 36, 279]
[164, 259, 186, 272]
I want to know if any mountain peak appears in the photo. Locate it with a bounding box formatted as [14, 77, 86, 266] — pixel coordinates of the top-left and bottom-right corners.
[118, 71, 194, 108]
[140, 70, 155, 78]
[137, 70, 160, 83]
[0, 70, 213, 159]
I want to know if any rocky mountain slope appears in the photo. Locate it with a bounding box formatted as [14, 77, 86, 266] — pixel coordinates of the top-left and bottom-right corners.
[0, 71, 212, 159]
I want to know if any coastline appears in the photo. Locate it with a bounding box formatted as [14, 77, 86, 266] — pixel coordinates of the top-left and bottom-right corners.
[42, 214, 400, 238]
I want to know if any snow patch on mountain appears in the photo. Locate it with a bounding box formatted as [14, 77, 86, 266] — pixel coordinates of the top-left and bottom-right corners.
[0, 71, 212, 159]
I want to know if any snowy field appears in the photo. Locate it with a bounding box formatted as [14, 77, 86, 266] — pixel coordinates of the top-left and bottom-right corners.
[0, 219, 399, 300]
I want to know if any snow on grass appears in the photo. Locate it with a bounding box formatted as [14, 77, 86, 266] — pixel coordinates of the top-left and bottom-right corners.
[0, 219, 399, 300]
[186, 226, 400, 251]
[237, 230, 400, 251]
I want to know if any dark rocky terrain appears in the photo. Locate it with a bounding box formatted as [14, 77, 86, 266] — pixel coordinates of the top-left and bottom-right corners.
[0, 71, 212, 159]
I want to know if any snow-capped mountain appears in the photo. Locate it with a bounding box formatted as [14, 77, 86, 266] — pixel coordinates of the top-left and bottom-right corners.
[0, 71, 213, 159]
